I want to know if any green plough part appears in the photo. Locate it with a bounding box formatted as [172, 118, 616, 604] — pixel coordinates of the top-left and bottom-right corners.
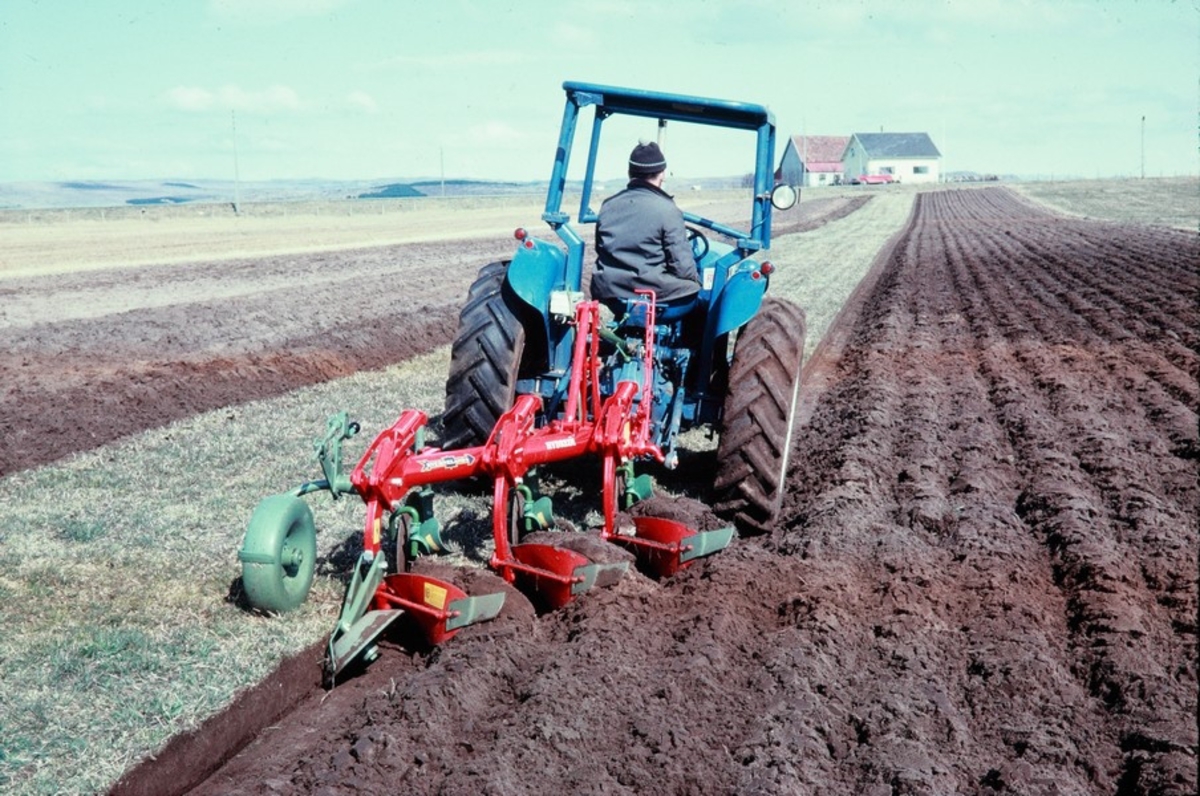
[239, 493, 318, 613]
[310, 411, 359, 498]
[397, 487, 444, 559]
[516, 471, 555, 535]
[444, 592, 507, 632]
[618, 460, 654, 510]
[679, 526, 736, 564]
[326, 552, 399, 680]
[570, 561, 629, 594]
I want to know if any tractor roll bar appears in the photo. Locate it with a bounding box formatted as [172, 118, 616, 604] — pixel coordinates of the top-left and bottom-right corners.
[563, 81, 774, 131]
[545, 80, 779, 253]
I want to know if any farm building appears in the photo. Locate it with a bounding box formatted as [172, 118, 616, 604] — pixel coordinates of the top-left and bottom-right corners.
[777, 135, 851, 187]
[843, 132, 941, 184]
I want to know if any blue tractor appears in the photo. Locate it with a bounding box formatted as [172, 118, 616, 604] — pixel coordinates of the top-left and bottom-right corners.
[441, 81, 805, 533]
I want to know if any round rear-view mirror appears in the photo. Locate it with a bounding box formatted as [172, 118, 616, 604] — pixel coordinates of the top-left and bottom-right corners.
[771, 184, 798, 210]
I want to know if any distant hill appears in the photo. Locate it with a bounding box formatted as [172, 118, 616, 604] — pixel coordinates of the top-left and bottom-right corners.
[0, 175, 748, 210]
[357, 183, 426, 199]
[126, 195, 203, 206]
[0, 178, 553, 210]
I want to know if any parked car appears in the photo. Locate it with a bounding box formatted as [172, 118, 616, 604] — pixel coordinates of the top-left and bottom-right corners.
[851, 173, 896, 185]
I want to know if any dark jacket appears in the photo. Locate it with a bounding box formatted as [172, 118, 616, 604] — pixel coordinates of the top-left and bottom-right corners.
[590, 179, 700, 305]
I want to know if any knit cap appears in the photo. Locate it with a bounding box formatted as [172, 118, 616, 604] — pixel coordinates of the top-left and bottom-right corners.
[629, 140, 667, 176]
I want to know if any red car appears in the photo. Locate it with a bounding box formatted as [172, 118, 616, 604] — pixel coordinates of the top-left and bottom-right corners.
[852, 173, 896, 185]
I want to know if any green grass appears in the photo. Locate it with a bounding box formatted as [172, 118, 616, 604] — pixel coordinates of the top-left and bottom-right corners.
[0, 353, 453, 794]
[1, 177, 1181, 794]
[1012, 176, 1197, 230]
[767, 192, 916, 361]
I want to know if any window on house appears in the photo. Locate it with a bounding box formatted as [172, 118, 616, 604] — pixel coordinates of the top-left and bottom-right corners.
[881, 166, 894, 175]
[914, 166, 929, 175]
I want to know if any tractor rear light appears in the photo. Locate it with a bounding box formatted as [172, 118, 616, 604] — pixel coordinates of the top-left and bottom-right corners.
[760, 261, 775, 275]
[751, 270, 762, 280]
[514, 228, 528, 240]
[524, 239, 535, 249]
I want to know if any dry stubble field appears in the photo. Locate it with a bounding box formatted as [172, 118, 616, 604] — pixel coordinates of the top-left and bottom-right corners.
[0, 178, 1195, 795]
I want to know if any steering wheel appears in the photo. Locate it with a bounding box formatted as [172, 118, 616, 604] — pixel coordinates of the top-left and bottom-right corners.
[686, 226, 710, 261]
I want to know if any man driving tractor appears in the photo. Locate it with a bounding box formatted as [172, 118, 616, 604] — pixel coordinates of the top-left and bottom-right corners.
[589, 140, 701, 321]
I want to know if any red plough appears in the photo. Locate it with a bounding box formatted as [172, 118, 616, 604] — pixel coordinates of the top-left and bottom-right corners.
[262, 298, 733, 680]
[324, 298, 729, 677]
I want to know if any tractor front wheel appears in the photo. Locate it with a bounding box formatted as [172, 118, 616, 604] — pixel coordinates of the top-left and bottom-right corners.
[712, 297, 806, 534]
[442, 261, 526, 450]
[239, 494, 317, 613]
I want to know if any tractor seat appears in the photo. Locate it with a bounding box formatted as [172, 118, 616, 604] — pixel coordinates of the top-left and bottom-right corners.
[605, 293, 699, 327]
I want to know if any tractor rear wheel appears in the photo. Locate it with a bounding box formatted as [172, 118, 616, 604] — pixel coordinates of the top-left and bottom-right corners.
[712, 297, 806, 534]
[442, 261, 526, 450]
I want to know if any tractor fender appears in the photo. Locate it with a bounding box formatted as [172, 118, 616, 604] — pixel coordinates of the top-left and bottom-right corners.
[505, 239, 566, 359]
[711, 262, 768, 336]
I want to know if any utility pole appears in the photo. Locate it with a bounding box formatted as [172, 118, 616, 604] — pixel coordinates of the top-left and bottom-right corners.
[940, 118, 946, 183]
[231, 110, 242, 214]
[1140, 115, 1145, 179]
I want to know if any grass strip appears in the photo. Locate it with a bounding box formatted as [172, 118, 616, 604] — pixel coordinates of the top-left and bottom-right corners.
[0, 353, 450, 794]
[1012, 176, 1197, 230]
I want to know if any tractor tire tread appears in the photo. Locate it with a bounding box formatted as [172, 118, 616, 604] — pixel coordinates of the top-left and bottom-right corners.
[713, 297, 806, 534]
[442, 261, 525, 450]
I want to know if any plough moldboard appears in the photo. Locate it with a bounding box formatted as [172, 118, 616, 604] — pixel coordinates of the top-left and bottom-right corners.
[239, 299, 734, 683]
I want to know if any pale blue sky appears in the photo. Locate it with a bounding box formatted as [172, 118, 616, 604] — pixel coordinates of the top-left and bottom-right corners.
[1, 0, 1195, 183]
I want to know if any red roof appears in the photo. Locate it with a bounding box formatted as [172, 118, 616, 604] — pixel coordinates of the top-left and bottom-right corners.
[789, 135, 849, 172]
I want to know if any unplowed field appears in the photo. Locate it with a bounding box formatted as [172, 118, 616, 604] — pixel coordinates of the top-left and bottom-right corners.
[102, 187, 1198, 795]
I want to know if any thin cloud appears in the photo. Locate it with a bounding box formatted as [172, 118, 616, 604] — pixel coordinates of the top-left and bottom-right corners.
[207, 0, 351, 22]
[550, 22, 596, 49]
[163, 84, 304, 113]
[346, 90, 379, 113]
[373, 49, 529, 71]
[442, 120, 528, 153]
[464, 120, 526, 146]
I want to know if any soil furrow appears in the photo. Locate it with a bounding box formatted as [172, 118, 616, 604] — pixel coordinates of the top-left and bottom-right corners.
[772, 187, 1195, 793]
[769, 191, 1117, 791]
[933, 191, 1197, 792]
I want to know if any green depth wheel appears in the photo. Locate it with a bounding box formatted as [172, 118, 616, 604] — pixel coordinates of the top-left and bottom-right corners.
[239, 494, 317, 612]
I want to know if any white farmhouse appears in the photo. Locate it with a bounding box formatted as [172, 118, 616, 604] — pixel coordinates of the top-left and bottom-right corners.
[843, 132, 941, 184]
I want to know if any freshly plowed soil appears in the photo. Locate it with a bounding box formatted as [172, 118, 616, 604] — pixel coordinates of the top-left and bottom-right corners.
[27, 187, 1198, 795]
[771, 189, 1198, 793]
